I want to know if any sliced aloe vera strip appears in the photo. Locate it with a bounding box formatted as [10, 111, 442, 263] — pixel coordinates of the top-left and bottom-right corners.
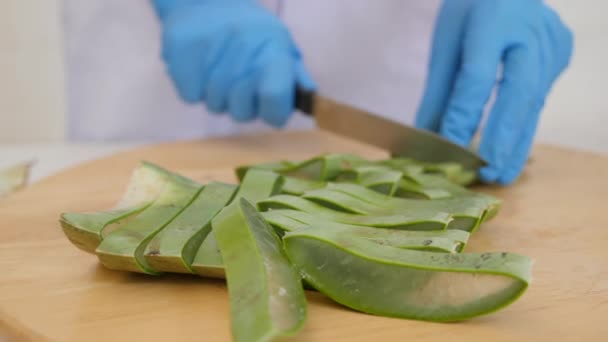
[235, 161, 294, 181]
[143, 182, 237, 274]
[191, 169, 283, 278]
[338, 165, 403, 196]
[60, 205, 148, 253]
[60, 161, 173, 253]
[262, 210, 468, 252]
[258, 195, 451, 231]
[281, 176, 325, 195]
[213, 198, 307, 341]
[96, 171, 202, 275]
[279, 153, 367, 180]
[305, 184, 487, 232]
[283, 227, 532, 322]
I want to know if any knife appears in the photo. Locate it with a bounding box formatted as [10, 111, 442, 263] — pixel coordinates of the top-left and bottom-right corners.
[294, 87, 487, 171]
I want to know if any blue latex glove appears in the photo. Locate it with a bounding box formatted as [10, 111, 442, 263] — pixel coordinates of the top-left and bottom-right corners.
[152, 0, 315, 127]
[415, 0, 573, 185]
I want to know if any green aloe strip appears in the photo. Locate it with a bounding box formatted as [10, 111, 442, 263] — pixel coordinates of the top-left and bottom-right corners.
[262, 210, 469, 253]
[190, 169, 283, 278]
[143, 182, 237, 273]
[303, 183, 491, 232]
[284, 227, 532, 322]
[60, 161, 173, 253]
[213, 198, 307, 342]
[258, 195, 452, 231]
[96, 170, 202, 275]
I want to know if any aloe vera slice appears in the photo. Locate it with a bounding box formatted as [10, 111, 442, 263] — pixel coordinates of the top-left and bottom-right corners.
[96, 171, 202, 275]
[213, 198, 307, 341]
[60, 161, 173, 253]
[143, 182, 237, 273]
[281, 176, 326, 195]
[190, 169, 283, 278]
[303, 183, 489, 232]
[280, 153, 368, 180]
[258, 195, 451, 231]
[262, 210, 469, 253]
[0, 160, 33, 197]
[283, 227, 532, 322]
[235, 161, 294, 181]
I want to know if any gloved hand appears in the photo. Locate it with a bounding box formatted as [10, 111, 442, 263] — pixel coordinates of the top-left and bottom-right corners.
[415, 0, 573, 185]
[151, 0, 315, 127]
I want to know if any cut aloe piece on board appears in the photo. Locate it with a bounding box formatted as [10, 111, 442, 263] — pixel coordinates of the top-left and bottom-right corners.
[281, 176, 326, 195]
[280, 153, 368, 180]
[283, 227, 532, 322]
[191, 169, 283, 278]
[337, 165, 403, 196]
[214, 198, 307, 342]
[262, 210, 469, 252]
[96, 170, 202, 275]
[258, 195, 451, 231]
[303, 183, 489, 232]
[60, 161, 173, 253]
[143, 182, 237, 274]
[0, 160, 33, 197]
[235, 161, 294, 181]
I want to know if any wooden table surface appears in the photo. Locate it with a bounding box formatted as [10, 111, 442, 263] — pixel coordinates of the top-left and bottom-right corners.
[1, 130, 607, 341]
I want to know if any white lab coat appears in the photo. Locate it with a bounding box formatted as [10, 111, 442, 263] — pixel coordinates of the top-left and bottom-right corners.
[62, 0, 440, 142]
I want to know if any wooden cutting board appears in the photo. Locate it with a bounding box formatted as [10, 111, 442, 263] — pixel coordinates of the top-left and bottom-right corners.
[1, 130, 607, 341]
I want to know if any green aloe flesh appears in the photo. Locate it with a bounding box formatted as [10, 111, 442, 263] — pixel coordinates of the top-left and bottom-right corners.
[214, 198, 307, 342]
[59, 161, 173, 253]
[143, 182, 237, 274]
[281, 177, 326, 195]
[262, 210, 469, 253]
[302, 183, 491, 232]
[190, 169, 283, 278]
[283, 227, 532, 322]
[96, 172, 202, 275]
[258, 195, 452, 231]
[279, 154, 367, 180]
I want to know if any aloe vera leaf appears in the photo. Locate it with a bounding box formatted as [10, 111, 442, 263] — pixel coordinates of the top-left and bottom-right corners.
[212, 198, 307, 341]
[96, 171, 202, 275]
[304, 184, 488, 232]
[262, 210, 468, 253]
[279, 153, 368, 180]
[258, 195, 451, 231]
[143, 182, 237, 274]
[60, 161, 173, 253]
[281, 176, 326, 195]
[283, 227, 532, 322]
[191, 169, 283, 278]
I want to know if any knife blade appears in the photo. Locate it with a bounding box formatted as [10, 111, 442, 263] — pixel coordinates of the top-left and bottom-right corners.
[294, 87, 486, 171]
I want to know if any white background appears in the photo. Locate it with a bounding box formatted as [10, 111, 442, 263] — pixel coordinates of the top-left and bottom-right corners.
[0, 0, 605, 154]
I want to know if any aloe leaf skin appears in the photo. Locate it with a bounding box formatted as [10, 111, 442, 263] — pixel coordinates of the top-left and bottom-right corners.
[262, 210, 469, 253]
[258, 195, 451, 231]
[96, 172, 202, 275]
[214, 198, 307, 342]
[191, 169, 283, 278]
[143, 182, 237, 274]
[284, 227, 532, 322]
[60, 161, 174, 253]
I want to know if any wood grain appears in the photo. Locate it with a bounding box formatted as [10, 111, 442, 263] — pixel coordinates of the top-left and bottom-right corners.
[0, 130, 606, 341]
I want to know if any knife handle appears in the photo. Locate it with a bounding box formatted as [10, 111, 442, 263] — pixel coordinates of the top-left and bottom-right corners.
[294, 86, 315, 116]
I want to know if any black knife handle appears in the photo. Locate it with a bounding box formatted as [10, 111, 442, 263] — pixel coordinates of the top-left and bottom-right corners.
[294, 86, 315, 117]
